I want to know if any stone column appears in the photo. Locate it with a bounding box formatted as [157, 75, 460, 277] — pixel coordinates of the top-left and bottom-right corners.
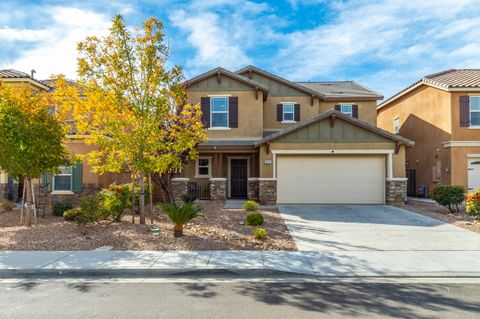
[171, 178, 189, 203]
[209, 178, 227, 201]
[386, 178, 408, 206]
[259, 178, 277, 205]
[247, 177, 259, 201]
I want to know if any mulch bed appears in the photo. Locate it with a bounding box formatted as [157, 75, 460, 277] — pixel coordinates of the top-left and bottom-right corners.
[0, 201, 296, 251]
[404, 200, 480, 234]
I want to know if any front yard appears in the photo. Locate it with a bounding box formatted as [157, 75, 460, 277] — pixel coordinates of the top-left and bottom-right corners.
[404, 200, 480, 234]
[0, 201, 296, 251]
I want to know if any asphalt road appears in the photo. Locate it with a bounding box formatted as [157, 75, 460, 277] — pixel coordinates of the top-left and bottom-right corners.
[1, 280, 480, 318]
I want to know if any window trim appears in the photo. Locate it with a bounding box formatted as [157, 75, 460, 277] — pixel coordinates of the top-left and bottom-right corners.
[393, 117, 400, 133]
[469, 96, 480, 128]
[210, 96, 229, 128]
[52, 165, 73, 193]
[195, 156, 212, 179]
[340, 104, 353, 117]
[281, 102, 296, 123]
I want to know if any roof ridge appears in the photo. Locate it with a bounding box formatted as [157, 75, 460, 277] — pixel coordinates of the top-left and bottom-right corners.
[424, 69, 456, 79]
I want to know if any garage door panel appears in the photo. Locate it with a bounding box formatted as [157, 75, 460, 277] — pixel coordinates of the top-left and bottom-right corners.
[277, 156, 385, 204]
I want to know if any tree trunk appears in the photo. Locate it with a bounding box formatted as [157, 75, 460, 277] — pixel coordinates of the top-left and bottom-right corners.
[25, 178, 33, 227]
[131, 176, 135, 224]
[149, 174, 153, 224]
[31, 180, 37, 225]
[139, 172, 146, 224]
[19, 182, 26, 226]
[173, 224, 183, 237]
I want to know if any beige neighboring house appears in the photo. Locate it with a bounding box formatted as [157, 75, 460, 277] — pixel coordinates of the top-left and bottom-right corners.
[174, 66, 413, 205]
[377, 69, 480, 196]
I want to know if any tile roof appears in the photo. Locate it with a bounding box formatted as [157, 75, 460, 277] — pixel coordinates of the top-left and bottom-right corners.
[297, 81, 383, 99]
[379, 69, 480, 109]
[0, 69, 32, 79]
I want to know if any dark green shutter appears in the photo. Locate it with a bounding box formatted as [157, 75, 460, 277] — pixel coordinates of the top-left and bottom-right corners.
[72, 161, 83, 193]
[41, 173, 48, 189]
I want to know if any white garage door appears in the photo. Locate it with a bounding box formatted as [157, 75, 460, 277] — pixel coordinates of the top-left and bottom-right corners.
[468, 158, 480, 192]
[277, 155, 385, 204]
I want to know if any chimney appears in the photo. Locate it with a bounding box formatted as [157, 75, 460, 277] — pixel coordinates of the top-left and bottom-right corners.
[31, 69, 36, 78]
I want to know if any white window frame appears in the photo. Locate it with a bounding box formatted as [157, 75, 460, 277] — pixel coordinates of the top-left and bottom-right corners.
[282, 102, 296, 123]
[393, 117, 400, 133]
[210, 97, 229, 128]
[340, 104, 353, 116]
[52, 165, 73, 192]
[195, 157, 212, 178]
[470, 96, 480, 127]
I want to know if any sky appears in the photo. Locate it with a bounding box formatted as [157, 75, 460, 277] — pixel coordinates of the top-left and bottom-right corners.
[1, 0, 480, 100]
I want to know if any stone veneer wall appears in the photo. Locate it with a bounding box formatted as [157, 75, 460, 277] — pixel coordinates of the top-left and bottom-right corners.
[386, 178, 407, 206]
[259, 178, 277, 205]
[209, 178, 227, 201]
[171, 178, 189, 203]
[247, 178, 259, 201]
[0, 183, 7, 201]
[36, 183, 102, 208]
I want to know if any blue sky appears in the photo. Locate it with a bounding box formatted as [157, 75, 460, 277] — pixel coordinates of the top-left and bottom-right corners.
[1, 0, 480, 99]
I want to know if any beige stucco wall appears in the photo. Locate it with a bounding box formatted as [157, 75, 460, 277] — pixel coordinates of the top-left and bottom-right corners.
[450, 146, 480, 190]
[187, 90, 264, 140]
[450, 91, 480, 140]
[321, 101, 378, 126]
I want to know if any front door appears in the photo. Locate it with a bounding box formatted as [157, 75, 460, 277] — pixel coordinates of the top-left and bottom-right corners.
[231, 159, 248, 198]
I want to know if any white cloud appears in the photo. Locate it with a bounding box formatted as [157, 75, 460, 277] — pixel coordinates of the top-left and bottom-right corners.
[0, 6, 111, 80]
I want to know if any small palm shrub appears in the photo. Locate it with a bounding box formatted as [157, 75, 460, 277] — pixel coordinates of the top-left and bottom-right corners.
[432, 184, 465, 213]
[466, 188, 480, 217]
[245, 212, 264, 226]
[181, 194, 197, 204]
[52, 201, 73, 217]
[253, 228, 268, 240]
[243, 200, 259, 211]
[160, 202, 202, 237]
[63, 208, 82, 221]
[0, 200, 15, 212]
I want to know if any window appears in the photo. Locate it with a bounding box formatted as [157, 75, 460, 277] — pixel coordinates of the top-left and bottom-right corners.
[53, 166, 72, 192]
[196, 157, 211, 178]
[340, 104, 353, 116]
[470, 96, 480, 127]
[393, 117, 400, 133]
[282, 103, 295, 122]
[211, 97, 229, 128]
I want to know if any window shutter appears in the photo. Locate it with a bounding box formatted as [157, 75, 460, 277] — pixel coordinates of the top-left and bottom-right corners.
[334, 104, 341, 111]
[229, 97, 238, 128]
[201, 97, 210, 128]
[460, 96, 470, 127]
[277, 104, 283, 121]
[41, 173, 48, 189]
[294, 104, 300, 121]
[352, 104, 359, 118]
[72, 161, 83, 193]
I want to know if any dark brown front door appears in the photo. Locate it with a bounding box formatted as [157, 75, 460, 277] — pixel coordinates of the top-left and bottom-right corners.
[231, 159, 248, 198]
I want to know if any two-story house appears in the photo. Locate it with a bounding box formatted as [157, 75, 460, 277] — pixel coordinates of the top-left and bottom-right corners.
[174, 66, 413, 205]
[377, 69, 480, 196]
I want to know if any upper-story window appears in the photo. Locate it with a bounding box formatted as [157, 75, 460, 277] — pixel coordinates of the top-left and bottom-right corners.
[53, 166, 72, 192]
[340, 104, 353, 116]
[211, 97, 229, 128]
[282, 103, 295, 122]
[470, 96, 480, 127]
[393, 117, 400, 133]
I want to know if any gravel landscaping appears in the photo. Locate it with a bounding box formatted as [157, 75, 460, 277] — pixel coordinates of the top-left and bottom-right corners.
[0, 201, 296, 251]
[404, 200, 480, 234]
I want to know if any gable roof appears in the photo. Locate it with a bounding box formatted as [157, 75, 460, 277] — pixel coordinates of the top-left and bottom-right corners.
[184, 67, 269, 99]
[378, 69, 480, 110]
[0, 69, 51, 90]
[254, 109, 414, 147]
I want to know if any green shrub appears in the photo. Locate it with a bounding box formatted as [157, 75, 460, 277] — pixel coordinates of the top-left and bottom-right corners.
[97, 185, 130, 221]
[52, 201, 73, 217]
[80, 196, 98, 215]
[0, 200, 15, 212]
[253, 228, 268, 240]
[181, 194, 197, 204]
[160, 202, 202, 237]
[466, 189, 480, 217]
[245, 212, 264, 226]
[63, 208, 82, 221]
[432, 184, 465, 213]
[243, 200, 259, 211]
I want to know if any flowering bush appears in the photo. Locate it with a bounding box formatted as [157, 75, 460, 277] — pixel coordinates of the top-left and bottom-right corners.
[466, 189, 480, 217]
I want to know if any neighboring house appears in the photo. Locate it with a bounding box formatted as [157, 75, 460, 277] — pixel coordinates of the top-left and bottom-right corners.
[377, 69, 480, 196]
[175, 66, 413, 205]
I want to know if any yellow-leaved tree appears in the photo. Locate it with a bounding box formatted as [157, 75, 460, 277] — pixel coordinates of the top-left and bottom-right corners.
[53, 15, 205, 224]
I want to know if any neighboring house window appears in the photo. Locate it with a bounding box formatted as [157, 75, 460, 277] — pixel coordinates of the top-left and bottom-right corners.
[470, 96, 480, 127]
[340, 104, 353, 116]
[393, 117, 400, 133]
[53, 166, 72, 192]
[211, 97, 229, 128]
[282, 103, 295, 122]
[196, 157, 211, 178]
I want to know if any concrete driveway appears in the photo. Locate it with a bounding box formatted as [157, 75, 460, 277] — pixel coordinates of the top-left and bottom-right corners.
[278, 205, 480, 251]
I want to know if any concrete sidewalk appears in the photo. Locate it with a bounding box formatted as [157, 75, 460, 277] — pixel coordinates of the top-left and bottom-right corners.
[2, 250, 480, 279]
